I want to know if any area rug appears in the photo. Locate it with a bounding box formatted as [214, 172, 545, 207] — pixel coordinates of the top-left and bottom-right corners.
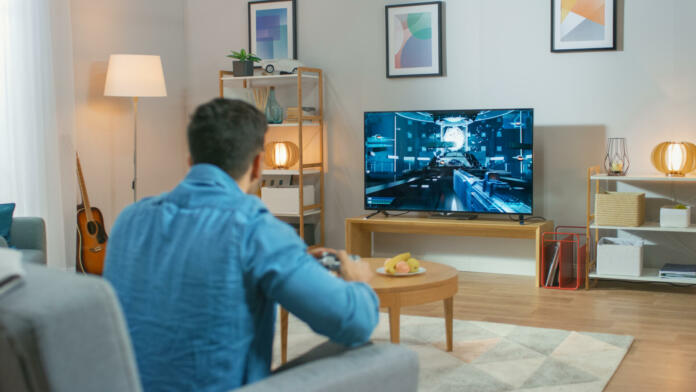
[273, 313, 633, 392]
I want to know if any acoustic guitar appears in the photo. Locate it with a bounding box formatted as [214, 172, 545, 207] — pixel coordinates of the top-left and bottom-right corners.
[76, 153, 108, 275]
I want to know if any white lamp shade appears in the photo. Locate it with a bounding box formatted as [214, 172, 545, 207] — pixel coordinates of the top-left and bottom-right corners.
[104, 54, 167, 97]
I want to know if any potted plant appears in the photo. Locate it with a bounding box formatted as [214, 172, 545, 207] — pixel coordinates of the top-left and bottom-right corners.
[227, 49, 261, 77]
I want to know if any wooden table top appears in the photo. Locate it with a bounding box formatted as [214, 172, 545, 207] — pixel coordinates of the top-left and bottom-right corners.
[364, 258, 458, 294]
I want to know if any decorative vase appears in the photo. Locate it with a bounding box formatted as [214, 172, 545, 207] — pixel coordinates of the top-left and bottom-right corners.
[232, 60, 254, 77]
[603, 137, 630, 176]
[265, 87, 284, 124]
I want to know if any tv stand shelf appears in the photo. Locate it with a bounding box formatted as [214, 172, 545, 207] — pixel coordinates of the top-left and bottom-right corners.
[346, 215, 554, 287]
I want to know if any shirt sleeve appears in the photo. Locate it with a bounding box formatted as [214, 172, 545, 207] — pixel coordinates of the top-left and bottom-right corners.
[243, 213, 379, 347]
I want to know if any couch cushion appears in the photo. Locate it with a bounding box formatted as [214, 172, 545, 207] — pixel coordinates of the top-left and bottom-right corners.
[19, 249, 45, 265]
[0, 203, 15, 244]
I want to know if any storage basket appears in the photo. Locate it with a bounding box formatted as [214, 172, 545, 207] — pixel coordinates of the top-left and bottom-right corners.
[595, 192, 645, 227]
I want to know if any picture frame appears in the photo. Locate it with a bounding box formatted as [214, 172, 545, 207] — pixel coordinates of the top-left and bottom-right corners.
[385, 1, 443, 78]
[248, 0, 297, 60]
[551, 0, 616, 52]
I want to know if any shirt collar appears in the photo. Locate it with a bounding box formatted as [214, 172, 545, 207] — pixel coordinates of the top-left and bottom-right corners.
[185, 164, 244, 195]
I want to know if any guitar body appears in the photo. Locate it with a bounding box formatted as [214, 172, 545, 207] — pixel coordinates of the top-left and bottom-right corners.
[75, 153, 108, 275]
[77, 206, 108, 275]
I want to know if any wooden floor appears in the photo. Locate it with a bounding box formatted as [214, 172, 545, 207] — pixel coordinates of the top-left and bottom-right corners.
[400, 271, 696, 392]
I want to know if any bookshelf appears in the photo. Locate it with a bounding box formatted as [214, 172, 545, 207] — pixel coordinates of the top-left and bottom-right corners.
[586, 166, 696, 287]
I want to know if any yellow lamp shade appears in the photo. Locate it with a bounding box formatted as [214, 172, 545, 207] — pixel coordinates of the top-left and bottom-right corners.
[264, 142, 299, 169]
[651, 141, 696, 177]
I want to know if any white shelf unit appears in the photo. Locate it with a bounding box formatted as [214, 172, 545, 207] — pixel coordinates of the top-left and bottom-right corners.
[589, 221, 696, 233]
[219, 67, 325, 248]
[269, 122, 320, 128]
[589, 268, 696, 284]
[219, 73, 319, 81]
[273, 209, 321, 218]
[263, 169, 320, 176]
[585, 167, 696, 287]
[590, 173, 696, 182]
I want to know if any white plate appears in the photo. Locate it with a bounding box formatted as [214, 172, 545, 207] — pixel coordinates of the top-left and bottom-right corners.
[376, 267, 426, 277]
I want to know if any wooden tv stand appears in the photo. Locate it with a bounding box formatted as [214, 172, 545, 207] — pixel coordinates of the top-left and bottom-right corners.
[345, 215, 554, 287]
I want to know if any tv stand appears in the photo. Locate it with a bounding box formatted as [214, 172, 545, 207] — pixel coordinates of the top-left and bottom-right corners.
[346, 215, 554, 287]
[430, 212, 479, 220]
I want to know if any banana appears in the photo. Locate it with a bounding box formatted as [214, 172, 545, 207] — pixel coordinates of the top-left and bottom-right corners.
[407, 258, 420, 273]
[384, 252, 411, 274]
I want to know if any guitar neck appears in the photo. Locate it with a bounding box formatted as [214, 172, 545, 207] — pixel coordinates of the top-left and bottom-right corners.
[76, 153, 95, 222]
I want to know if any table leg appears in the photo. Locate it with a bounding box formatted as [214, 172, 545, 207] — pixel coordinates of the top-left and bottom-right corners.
[280, 307, 289, 364]
[388, 306, 400, 344]
[444, 297, 453, 352]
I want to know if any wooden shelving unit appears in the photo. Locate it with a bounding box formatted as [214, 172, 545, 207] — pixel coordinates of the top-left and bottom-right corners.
[220, 68, 325, 365]
[219, 68, 325, 247]
[585, 166, 696, 288]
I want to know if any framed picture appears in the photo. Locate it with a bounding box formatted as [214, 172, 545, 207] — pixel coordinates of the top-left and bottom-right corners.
[385, 1, 443, 78]
[248, 0, 297, 60]
[551, 0, 616, 52]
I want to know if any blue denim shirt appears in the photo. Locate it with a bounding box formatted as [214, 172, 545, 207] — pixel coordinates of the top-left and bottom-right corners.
[104, 164, 379, 392]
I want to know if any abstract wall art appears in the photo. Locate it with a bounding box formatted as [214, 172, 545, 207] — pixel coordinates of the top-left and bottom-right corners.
[386, 2, 443, 78]
[249, 0, 297, 60]
[551, 0, 616, 52]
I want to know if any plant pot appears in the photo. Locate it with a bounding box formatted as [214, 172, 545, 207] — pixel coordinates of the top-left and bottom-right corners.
[233, 60, 254, 77]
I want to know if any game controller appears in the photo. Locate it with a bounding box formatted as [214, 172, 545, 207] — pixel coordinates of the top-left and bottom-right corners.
[316, 252, 360, 273]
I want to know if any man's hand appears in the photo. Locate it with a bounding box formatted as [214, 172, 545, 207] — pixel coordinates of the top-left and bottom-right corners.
[308, 247, 336, 259]
[337, 250, 374, 283]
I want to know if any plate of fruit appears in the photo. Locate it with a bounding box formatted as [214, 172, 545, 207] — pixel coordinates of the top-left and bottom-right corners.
[376, 252, 426, 276]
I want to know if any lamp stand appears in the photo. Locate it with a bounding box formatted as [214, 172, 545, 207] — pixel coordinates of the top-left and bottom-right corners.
[132, 97, 138, 202]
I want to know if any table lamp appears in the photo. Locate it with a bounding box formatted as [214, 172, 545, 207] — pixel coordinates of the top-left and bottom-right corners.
[264, 142, 299, 169]
[104, 54, 167, 201]
[651, 141, 696, 177]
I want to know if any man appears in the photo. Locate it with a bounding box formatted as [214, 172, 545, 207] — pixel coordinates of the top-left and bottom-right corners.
[104, 99, 379, 392]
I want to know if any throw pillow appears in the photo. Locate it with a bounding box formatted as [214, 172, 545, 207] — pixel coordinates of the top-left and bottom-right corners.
[0, 203, 15, 245]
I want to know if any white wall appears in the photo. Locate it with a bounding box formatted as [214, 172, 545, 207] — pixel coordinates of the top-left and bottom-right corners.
[71, 0, 189, 234]
[186, 0, 696, 275]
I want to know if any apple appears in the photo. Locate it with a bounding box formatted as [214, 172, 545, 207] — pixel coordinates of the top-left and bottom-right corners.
[395, 261, 410, 274]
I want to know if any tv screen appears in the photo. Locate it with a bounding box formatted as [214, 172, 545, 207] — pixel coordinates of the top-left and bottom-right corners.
[364, 109, 533, 215]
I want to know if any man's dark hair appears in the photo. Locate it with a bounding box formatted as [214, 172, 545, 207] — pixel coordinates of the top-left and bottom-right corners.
[187, 98, 268, 179]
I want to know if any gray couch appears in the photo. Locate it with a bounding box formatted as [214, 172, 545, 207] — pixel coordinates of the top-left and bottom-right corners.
[0, 217, 46, 265]
[0, 263, 420, 392]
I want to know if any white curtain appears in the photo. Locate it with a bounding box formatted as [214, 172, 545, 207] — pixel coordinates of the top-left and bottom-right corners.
[0, 0, 76, 269]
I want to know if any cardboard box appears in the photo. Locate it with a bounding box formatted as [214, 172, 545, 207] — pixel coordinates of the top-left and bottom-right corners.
[261, 186, 315, 215]
[597, 237, 643, 277]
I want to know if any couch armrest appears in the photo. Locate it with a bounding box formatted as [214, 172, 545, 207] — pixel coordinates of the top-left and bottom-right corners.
[0, 236, 7, 248]
[10, 217, 46, 252]
[235, 343, 419, 392]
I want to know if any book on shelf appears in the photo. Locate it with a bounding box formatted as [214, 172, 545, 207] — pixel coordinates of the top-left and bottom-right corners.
[659, 263, 696, 278]
[545, 242, 561, 287]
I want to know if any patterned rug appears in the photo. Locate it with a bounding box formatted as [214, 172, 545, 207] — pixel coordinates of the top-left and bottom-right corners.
[274, 313, 633, 392]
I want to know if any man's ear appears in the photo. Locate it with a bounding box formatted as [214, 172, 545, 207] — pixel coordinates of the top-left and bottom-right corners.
[250, 152, 263, 183]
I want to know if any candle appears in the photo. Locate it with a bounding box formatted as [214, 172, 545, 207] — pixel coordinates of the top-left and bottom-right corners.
[611, 161, 623, 173]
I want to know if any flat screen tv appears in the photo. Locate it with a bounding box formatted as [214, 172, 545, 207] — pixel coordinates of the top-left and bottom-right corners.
[364, 109, 534, 215]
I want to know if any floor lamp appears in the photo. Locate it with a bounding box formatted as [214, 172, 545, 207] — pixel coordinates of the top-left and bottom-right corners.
[104, 54, 167, 202]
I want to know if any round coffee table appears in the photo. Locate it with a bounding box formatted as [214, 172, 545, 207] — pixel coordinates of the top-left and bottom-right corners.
[365, 258, 458, 351]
